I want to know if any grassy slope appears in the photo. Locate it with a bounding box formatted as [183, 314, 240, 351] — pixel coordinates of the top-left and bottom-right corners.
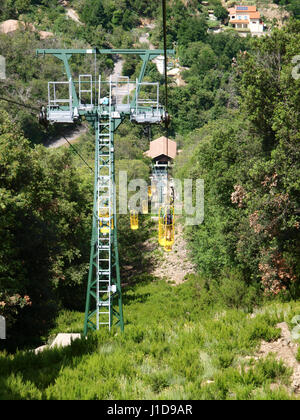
[0, 277, 299, 400]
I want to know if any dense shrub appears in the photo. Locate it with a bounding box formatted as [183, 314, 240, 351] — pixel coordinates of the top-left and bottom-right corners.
[0, 110, 92, 349]
[174, 21, 300, 295]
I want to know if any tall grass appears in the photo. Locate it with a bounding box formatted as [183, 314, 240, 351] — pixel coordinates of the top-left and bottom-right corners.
[0, 276, 299, 400]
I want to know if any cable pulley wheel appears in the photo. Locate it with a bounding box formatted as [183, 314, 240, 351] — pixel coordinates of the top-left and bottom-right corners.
[163, 111, 171, 129]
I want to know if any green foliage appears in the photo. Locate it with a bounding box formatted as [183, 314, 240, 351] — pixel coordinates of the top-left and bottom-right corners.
[0, 0, 32, 20]
[177, 16, 208, 47]
[0, 110, 92, 349]
[274, 0, 300, 19]
[168, 33, 250, 134]
[80, 0, 106, 27]
[213, 5, 228, 22]
[78, 0, 140, 32]
[235, 21, 300, 292]
[1, 278, 299, 399]
[179, 42, 217, 70]
[211, 270, 260, 311]
[174, 21, 300, 295]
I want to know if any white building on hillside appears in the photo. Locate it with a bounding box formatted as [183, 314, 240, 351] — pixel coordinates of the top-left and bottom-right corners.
[228, 5, 265, 36]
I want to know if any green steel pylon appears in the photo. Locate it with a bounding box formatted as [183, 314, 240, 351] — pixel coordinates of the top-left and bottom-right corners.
[84, 79, 124, 333]
[36, 48, 174, 335]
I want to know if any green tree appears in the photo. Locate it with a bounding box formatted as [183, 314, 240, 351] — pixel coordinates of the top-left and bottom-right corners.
[174, 21, 300, 295]
[0, 110, 92, 349]
[214, 5, 229, 22]
[80, 0, 108, 28]
[287, 0, 300, 19]
[112, 10, 123, 26]
[177, 17, 208, 47]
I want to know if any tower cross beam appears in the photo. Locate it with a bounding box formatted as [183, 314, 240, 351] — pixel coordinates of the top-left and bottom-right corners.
[36, 48, 174, 57]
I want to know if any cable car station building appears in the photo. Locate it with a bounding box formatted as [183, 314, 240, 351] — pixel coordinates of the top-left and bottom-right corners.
[144, 136, 177, 210]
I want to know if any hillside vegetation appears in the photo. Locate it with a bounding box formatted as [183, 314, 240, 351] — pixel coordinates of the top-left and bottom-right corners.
[1, 278, 300, 399]
[0, 0, 299, 400]
[174, 21, 300, 294]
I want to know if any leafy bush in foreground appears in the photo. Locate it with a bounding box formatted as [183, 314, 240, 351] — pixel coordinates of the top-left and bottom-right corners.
[1, 278, 299, 400]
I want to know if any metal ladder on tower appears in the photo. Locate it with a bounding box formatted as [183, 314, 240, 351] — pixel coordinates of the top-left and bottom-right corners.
[97, 77, 114, 329]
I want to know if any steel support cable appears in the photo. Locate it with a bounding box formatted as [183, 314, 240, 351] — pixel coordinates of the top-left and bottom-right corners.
[0, 96, 40, 112]
[0, 95, 93, 174]
[162, 0, 170, 202]
[0, 95, 48, 126]
[162, 0, 169, 123]
[60, 133, 94, 173]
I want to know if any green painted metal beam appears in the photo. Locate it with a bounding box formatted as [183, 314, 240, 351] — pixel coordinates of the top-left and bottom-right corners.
[37, 47, 175, 116]
[36, 48, 174, 57]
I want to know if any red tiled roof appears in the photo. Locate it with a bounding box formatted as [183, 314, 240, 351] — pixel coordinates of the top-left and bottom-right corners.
[228, 5, 260, 17]
[230, 20, 249, 24]
[144, 136, 177, 160]
[249, 12, 260, 19]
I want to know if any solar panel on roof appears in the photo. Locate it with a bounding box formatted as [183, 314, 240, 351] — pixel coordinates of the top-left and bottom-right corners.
[237, 6, 248, 10]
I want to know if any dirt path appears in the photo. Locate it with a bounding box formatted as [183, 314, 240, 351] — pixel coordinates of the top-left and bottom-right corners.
[138, 32, 155, 50]
[255, 322, 300, 394]
[138, 31, 165, 75]
[60, 1, 82, 25]
[45, 124, 87, 149]
[145, 222, 196, 285]
[66, 8, 82, 24]
[110, 56, 136, 103]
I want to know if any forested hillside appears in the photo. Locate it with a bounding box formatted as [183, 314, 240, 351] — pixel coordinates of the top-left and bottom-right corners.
[0, 0, 299, 400]
[174, 21, 300, 295]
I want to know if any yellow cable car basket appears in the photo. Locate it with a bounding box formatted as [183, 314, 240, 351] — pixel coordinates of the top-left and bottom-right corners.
[99, 208, 114, 234]
[158, 206, 165, 247]
[130, 210, 139, 230]
[148, 185, 152, 198]
[142, 199, 148, 214]
[158, 205, 175, 251]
